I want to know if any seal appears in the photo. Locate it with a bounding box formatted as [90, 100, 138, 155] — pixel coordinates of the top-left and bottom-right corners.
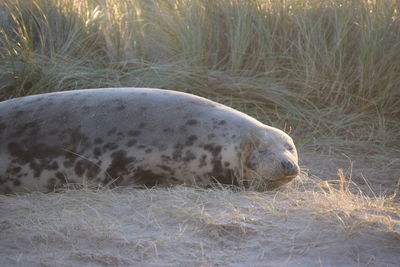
[0, 88, 299, 193]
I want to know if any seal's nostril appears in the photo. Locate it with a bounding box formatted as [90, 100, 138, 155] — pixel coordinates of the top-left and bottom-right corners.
[281, 160, 294, 170]
[281, 160, 299, 176]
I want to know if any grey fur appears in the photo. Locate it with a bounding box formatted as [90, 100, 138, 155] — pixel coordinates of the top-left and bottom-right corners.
[0, 88, 299, 193]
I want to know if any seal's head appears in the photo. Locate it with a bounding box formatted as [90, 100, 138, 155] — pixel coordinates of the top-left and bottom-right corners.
[246, 127, 299, 189]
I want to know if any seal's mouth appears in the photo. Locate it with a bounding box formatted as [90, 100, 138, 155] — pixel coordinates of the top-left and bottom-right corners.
[246, 174, 297, 191]
[260, 174, 297, 189]
[267, 173, 298, 182]
[279, 174, 298, 181]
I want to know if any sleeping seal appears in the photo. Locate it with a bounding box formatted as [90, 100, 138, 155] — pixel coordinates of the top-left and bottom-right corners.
[0, 88, 299, 193]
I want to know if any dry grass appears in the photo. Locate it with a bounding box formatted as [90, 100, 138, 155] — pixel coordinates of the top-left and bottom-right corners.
[0, 171, 399, 266]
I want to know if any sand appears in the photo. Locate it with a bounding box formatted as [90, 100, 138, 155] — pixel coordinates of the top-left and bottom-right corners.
[0, 152, 399, 266]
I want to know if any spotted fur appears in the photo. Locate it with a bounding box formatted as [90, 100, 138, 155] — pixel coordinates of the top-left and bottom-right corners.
[0, 88, 299, 193]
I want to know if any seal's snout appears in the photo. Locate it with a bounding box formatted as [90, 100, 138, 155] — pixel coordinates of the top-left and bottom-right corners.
[281, 160, 299, 177]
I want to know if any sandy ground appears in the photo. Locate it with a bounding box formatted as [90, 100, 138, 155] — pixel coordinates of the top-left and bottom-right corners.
[0, 151, 399, 266]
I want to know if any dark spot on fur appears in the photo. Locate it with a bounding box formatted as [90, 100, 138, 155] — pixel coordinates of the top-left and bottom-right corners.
[9, 121, 39, 138]
[161, 155, 171, 162]
[224, 162, 230, 167]
[30, 161, 43, 178]
[208, 158, 223, 177]
[157, 165, 174, 174]
[14, 110, 26, 117]
[47, 161, 59, 170]
[163, 128, 175, 135]
[138, 122, 146, 128]
[199, 154, 207, 168]
[117, 105, 126, 111]
[133, 167, 165, 187]
[93, 147, 102, 157]
[74, 160, 85, 177]
[6, 166, 21, 175]
[183, 151, 196, 163]
[47, 178, 57, 190]
[207, 133, 215, 140]
[56, 172, 66, 182]
[94, 137, 103, 144]
[145, 148, 153, 153]
[60, 127, 91, 152]
[63, 159, 75, 168]
[8, 142, 60, 169]
[137, 107, 147, 116]
[204, 144, 222, 157]
[13, 179, 21, 187]
[152, 140, 168, 151]
[127, 139, 137, 147]
[203, 143, 235, 184]
[74, 159, 101, 178]
[128, 130, 141, 136]
[218, 120, 226, 125]
[168, 177, 179, 182]
[0, 123, 5, 133]
[186, 119, 198, 125]
[172, 143, 184, 161]
[105, 150, 136, 185]
[138, 145, 146, 149]
[107, 127, 117, 136]
[185, 135, 198, 146]
[103, 142, 118, 151]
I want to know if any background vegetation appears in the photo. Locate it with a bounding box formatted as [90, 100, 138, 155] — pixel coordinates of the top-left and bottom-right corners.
[0, 0, 399, 163]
